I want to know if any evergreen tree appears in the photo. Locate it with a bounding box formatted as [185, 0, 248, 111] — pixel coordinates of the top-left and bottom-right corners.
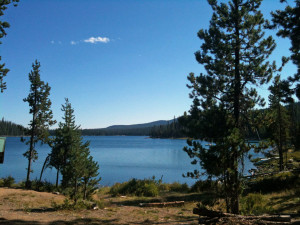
[267, 75, 293, 170]
[0, 0, 19, 92]
[183, 0, 276, 213]
[287, 102, 300, 149]
[50, 99, 78, 188]
[270, 1, 300, 153]
[23, 60, 56, 188]
[50, 99, 100, 201]
[62, 140, 89, 201]
[271, 0, 300, 80]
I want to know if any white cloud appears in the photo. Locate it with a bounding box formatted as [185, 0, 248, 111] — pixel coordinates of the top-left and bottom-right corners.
[84, 36, 110, 44]
[70, 41, 77, 45]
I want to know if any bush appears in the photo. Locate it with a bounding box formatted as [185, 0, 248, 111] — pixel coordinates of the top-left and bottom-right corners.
[51, 198, 96, 210]
[240, 193, 273, 215]
[31, 179, 57, 192]
[110, 178, 159, 197]
[167, 182, 189, 192]
[109, 182, 124, 196]
[1, 176, 15, 187]
[95, 200, 106, 209]
[73, 200, 94, 210]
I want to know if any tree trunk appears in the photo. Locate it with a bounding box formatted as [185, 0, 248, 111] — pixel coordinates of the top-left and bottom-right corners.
[26, 84, 38, 189]
[39, 154, 50, 183]
[26, 124, 35, 189]
[83, 180, 87, 200]
[278, 105, 284, 171]
[74, 179, 78, 203]
[231, 0, 241, 214]
[56, 167, 60, 188]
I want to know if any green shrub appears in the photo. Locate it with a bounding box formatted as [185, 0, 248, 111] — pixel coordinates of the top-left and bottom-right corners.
[30, 179, 57, 192]
[51, 198, 94, 210]
[73, 200, 94, 210]
[110, 178, 159, 197]
[2, 176, 15, 187]
[240, 193, 273, 215]
[167, 182, 189, 192]
[138, 182, 158, 197]
[51, 198, 73, 210]
[17, 180, 26, 188]
[109, 182, 125, 196]
[158, 183, 170, 191]
[95, 200, 106, 209]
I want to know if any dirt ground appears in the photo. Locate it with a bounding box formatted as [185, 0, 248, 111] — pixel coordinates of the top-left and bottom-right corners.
[0, 188, 199, 225]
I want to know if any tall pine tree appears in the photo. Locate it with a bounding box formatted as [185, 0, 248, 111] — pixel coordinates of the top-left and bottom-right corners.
[183, 0, 276, 213]
[23, 60, 56, 188]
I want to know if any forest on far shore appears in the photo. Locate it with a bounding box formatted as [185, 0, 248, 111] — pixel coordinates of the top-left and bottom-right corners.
[2, 101, 300, 144]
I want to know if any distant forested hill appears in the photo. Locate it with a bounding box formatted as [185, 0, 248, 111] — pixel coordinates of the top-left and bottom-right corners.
[81, 120, 172, 136]
[0, 118, 26, 136]
[81, 127, 151, 136]
[106, 120, 170, 130]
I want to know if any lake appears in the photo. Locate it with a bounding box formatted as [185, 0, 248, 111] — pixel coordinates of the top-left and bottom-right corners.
[0, 136, 255, 186]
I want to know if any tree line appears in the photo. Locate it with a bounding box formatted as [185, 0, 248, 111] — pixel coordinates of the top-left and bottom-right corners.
[150, 102, 300, 144]
[149, 118, 185, 139]
[0, 118, 25, 136]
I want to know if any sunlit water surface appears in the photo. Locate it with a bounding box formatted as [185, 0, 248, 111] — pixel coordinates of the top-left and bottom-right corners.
[0, 136, 255, 186]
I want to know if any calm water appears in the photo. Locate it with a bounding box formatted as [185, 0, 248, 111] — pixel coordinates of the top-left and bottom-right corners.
[0, 136, 199, 186]
[0, 136, 255, 186]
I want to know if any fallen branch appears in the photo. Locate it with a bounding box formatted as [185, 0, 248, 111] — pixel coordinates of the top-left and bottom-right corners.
[139, 201, 184, 207]
[193, 207, 292, 224]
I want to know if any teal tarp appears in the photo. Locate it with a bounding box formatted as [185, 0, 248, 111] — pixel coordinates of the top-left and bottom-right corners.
[0, 137, 6, 163]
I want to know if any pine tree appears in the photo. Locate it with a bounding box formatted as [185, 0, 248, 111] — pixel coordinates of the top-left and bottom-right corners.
[183, 0, 276, 213]
[23, 60, 56, 189]
[50, 99, 100, 201]
[271, 0, 300, 80]
[62, 140, 89, 201]
[267, 75, 293, 170]
[50, 99, 78, 188]
[0, 0, 19, 92]
[270, 1, 300, 154]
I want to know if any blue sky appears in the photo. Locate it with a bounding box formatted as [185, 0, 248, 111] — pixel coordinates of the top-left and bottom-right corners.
[0, 0, 297, 129]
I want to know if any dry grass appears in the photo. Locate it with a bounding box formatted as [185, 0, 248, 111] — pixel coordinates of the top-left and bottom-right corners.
[0, 187, 199, 224]
[263, 190, 300, 214]
[0, 186, 299, 225]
